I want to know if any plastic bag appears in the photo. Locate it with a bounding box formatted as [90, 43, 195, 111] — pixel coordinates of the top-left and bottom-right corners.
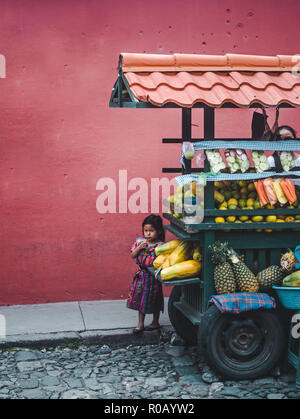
[224, 150, 239, 173]
[280, 151, 296, 172]
[252, 151, 270, 173]
[194, 150, 206, 168]
[235, 149, 250, 173]
[183, 142, 195, 160]
[205, 150, 226, 174]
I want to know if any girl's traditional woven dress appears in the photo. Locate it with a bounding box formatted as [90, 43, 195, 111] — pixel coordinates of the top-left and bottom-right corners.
[127, 238, 164, 314]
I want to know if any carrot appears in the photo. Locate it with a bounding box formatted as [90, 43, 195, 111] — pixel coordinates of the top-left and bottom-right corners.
[285, 178, 298, 204]
[280, 180, 293, 204]
[255, 180, 269, 206]
[280, 179, 297, 205]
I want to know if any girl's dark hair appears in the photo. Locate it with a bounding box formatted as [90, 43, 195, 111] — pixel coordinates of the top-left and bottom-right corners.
[274, 125, 297, 140]
[142, 214, 165, 242]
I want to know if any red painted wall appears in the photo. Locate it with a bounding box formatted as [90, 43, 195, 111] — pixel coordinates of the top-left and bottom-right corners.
[0, 0, 300, 305]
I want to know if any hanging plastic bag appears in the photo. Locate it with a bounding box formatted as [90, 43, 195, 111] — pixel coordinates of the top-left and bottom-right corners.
[183, 142, 195, 160]
[194, 150, 206, 168]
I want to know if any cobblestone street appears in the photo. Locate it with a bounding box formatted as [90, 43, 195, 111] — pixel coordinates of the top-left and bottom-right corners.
[0, 340, 299, 399]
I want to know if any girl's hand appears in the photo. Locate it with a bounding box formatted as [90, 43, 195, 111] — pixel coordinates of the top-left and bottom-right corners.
[139, 241, 148, 249]
[131, 240, 148, 258]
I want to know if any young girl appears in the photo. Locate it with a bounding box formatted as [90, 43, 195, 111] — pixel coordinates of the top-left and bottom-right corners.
[127, 214, 165, 334]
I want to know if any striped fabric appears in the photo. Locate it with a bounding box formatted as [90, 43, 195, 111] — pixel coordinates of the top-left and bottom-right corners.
[127, 238, 164, 314]
[208, 292, 276, 314]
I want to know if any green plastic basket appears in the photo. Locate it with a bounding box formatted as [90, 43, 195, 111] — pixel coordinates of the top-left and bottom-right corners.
[273, 286, 300, 310]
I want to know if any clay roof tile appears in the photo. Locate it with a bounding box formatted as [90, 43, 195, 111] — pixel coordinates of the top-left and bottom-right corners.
[118, 53, 300, 107]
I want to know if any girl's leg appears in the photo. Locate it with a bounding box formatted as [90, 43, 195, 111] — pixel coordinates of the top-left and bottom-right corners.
[147, 311, 160, 329]
[138, 311, 145, 330]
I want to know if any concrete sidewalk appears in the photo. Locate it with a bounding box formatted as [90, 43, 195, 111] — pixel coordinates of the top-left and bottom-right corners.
[0, 299, 172, 349]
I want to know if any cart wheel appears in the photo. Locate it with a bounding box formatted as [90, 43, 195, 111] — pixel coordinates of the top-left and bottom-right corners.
[168, 286, 198, 346]
[198, 305, 285, 380]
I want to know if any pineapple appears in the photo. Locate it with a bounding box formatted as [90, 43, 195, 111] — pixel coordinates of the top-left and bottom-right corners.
[227, 248, 259, 293]
[257, 265, 285, 290]
[280, 250, 296, 274]
[210, 241, 236, 294]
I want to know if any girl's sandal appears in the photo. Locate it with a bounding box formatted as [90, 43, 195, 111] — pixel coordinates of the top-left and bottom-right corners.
[133, 327, 144, 334]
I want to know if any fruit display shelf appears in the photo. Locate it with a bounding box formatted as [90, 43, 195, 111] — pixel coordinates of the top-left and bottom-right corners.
[163, 211, 300, 233]
[147, 266, 202, 287]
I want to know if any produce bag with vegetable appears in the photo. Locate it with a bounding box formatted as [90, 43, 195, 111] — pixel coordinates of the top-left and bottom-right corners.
[279, 151, 295, 172]
[224, 150, 239, 173]
[263, 178, 278, 206]
[252, 151, 270, 173]
[235, 149, 250, 173]
[183, 142, 195, 160]
[205, 150, 226, 174]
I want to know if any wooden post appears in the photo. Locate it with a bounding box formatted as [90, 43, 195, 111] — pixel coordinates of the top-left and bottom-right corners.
[203, 107, 215, 305]
[182, 108, 192, 174]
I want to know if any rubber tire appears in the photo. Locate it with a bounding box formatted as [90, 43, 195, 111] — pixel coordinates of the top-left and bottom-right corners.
[168, 286, 198, 345]
[198, 305, 285, 380]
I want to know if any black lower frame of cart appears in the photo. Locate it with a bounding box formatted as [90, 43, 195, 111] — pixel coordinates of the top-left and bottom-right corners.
[148, 238, 293, 381]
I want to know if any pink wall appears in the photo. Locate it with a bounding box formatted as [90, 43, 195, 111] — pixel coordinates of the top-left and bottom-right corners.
[0, 0, 300, 305]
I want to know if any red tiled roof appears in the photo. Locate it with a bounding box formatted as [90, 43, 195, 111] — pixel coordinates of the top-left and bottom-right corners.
[119, 53, 300, 108]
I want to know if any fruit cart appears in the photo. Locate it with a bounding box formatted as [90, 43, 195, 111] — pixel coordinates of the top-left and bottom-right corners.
[110, 53, 300, 380]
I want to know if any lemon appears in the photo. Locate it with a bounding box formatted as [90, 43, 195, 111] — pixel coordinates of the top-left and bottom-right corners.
[252, 216, 264, 222]
[226, 216, 236, 223]
[215, 217, 225, 223]
[246, 198, 255, 207]
[239, 215, 249, 222]
[238, 180, 247, 187]
[228, 198, 238, 207]
[228, 204, 238, 210]
[266, 215, 277, 222]
[285, 216, 295, 222]
[214, 181, 224, 189]
[247, 183, 256, 192]
[219, 201, 228, 209]
[239, 199, 247, 209]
